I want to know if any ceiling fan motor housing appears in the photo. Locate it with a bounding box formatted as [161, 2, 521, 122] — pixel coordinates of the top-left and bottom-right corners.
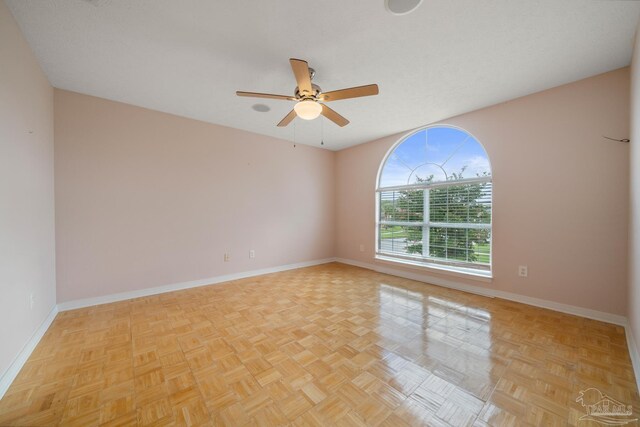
[295, 83, 322, 100]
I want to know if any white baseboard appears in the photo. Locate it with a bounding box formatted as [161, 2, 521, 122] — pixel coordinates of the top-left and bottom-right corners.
[58, 257, 337, 311]
[337, 257, 503, 300]
[625, 326, 640, 394]
[490, 288, 627, 326]
[0, 305, 58, 399]
[335, 257, 627, 326]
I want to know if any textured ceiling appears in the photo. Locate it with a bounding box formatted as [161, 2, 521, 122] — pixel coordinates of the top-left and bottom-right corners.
[7, 0, 640, 150]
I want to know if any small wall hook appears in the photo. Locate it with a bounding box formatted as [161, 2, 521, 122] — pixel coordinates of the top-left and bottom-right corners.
[603, 136, 630, 143]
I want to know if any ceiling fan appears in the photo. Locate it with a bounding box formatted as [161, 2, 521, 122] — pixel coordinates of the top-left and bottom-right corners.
[236, 58, 379, 127]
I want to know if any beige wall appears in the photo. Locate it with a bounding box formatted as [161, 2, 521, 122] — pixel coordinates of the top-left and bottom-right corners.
[337, 68, 630, 315]
[56, 69, 630, 315]
[0, 0, 56, 380]
[629, 26, 640, 359]
[54, 90, 335, 303]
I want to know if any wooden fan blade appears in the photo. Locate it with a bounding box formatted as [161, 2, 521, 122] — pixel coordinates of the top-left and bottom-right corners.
[321, 104, 349, 127]
[236, 91, 296, 101]
[277, 109, 297, 127]
[320, 84, 379, 102]
[290, 58, 313, 96]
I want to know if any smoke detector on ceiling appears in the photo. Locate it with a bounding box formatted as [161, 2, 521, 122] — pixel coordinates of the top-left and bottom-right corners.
[385, 0, 423, 15]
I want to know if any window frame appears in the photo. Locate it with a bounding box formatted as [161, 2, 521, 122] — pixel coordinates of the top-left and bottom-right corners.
[375, 125, 493, 279]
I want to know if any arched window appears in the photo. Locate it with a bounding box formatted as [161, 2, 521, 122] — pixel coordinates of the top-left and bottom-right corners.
[376, 125, 492, 276]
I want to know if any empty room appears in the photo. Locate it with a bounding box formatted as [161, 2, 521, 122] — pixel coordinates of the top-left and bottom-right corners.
[3, 0, 640, 425]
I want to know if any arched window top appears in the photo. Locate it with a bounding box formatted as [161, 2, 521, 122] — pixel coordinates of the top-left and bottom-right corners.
[379, 126, 491, 189]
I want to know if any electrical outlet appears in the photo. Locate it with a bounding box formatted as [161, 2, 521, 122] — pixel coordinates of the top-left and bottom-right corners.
[250, 250, 255, 259]
[518, 265, 528, 277]
[224, 253, 230, 262]
[359, 244, 364, 252]
[30, 292, 35, 309]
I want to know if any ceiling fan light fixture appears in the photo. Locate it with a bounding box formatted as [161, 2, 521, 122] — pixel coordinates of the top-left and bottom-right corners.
[294, 100, 322, 120]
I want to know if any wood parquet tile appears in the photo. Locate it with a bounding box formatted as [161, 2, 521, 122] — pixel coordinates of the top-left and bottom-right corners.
[0, 262, 638, 426]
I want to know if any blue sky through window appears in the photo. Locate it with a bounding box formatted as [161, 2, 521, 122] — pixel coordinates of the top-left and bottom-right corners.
[379, 127, 491, 187]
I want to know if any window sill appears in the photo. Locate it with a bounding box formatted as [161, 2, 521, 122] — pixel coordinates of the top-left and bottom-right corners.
[374, 254, 493, 283]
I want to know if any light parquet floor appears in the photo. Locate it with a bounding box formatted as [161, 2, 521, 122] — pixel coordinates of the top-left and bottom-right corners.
[0, 263, 638, 426]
